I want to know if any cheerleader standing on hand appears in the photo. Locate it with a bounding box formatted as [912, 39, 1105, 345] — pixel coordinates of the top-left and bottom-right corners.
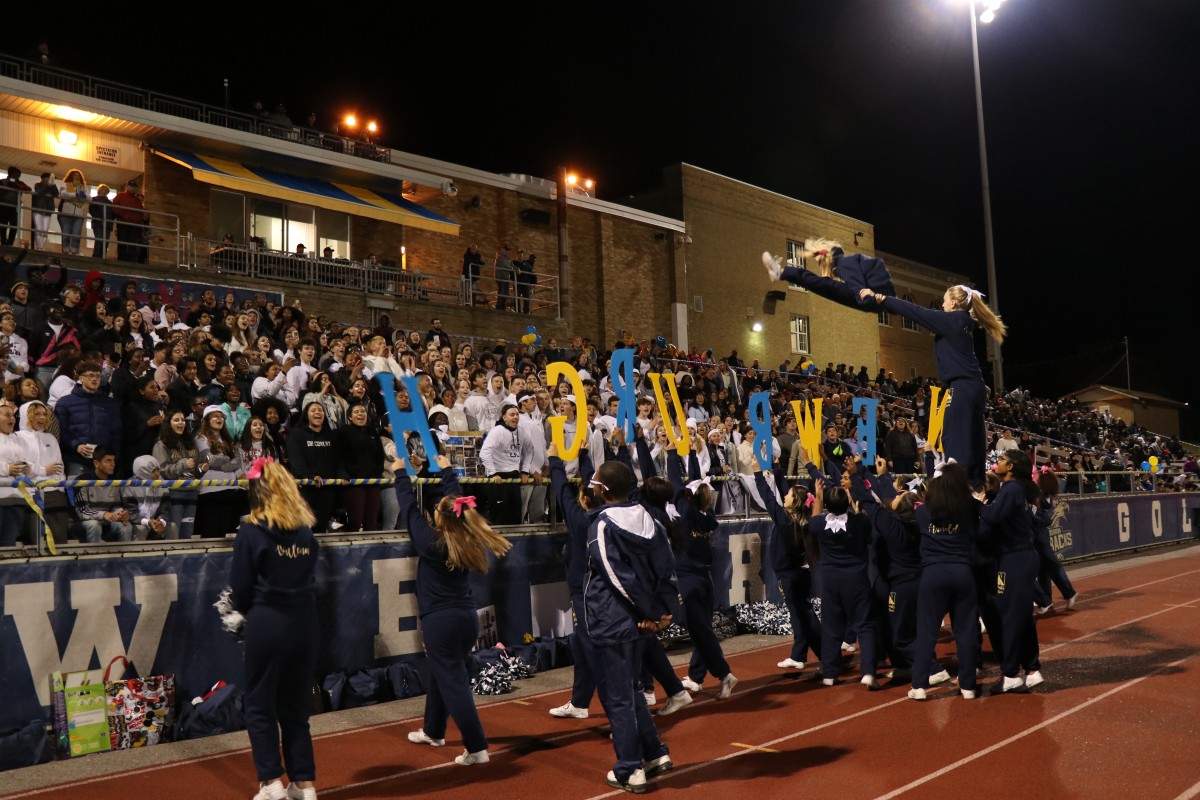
[229, 458, 320, 800]
[401, 454, 512, 765]
[862, 285, 1006, 487]
[980, 449, 1043, 693]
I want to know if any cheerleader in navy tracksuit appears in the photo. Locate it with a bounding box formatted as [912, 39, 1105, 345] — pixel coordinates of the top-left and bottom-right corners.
[754, 460, 822, 670]
[908, 462, 981, 701]
[979, 448, 1043, 693]
[862, 286, 1007, 488]
[546, 437, 601, 719]
[229, 457, 320, 800]
[401, 454, 513, 765]
[1032, 471, 1078, 613]
[762, 238, 897, 311]
[811, 479, 879, 688]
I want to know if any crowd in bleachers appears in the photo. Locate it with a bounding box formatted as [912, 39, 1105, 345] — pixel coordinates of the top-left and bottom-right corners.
[0, 254, 1191, 547]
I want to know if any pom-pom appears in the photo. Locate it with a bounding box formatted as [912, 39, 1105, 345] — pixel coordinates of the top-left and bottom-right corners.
[656, 622, 688, 640]
[471, 663, 514, 695]
[711, 609, 739, 640]
[733, 601, 793, 636]
[213, 587, 245, 642]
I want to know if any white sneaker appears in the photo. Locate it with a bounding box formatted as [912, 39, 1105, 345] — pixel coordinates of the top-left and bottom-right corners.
[907, 688, 927, 701]
[645, 754, 674, 777]
[607, 768, 648, 793]
[928, 670, 951, 686]
[718, 673, 739, 699]
[960, 688, 977, 700]
[821, 677, 836, 686]
[861, 674, 878, 690]
[762, 251, 784, 282]
[407, 729, 445, 747]
[841, 641, 856, 653]
[979, 617, 987, 634]
[253, 781, 287, 800]
[549, 702, 588, 719]
[1024, 670, 1045, 689]
[455, 748, 489, 766]
[999, 675, 1026, 693]
[286, 786, 317, 800]
[1066, 593, 1079, 610]
[643, 691, 657, 707]
[1035, 603, 1053, 616]
[777, 658, 805, 669]
[658, 690, 692, 716]
[680, 677, 702, 692]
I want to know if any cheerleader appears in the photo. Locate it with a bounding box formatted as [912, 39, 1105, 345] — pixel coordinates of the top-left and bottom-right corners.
[811, 478, 878, 688]
[753, 460, 822, 670]
[908, 462, 980, 701]
[979, 449, 1042, 693]
[1032, 470, 1078, 613]
[861, 285, 1006, 487]
[762, 238, 896, 310]
[229, 458, 320, 800]
[402, 454, 512, 765]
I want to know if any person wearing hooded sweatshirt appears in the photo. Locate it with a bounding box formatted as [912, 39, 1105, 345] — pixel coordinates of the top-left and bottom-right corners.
[478, 403, 526, 525]
[338, 401, 385, 532]
[0, 402, 32, 546]
[229, 458, 320, 800]
[125, 455, 168, 540]
[71, 445, 132, 543]
[287, 402, 344, 532]
[585, 459, 675, 794]
[16, 399, 71, 543]
[80, 270, 106, 315]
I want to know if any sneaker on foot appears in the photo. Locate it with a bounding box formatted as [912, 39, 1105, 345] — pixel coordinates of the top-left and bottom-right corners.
[907, 688, 927, 701]
[549, 701, 589, 718]
[841, 641, 857, 653]
[821, 677, 836, 686]
[1024, 670, 1045, 689]
[286, 786, 317, 800]
[861, 674, 878, 690]
[928, 669, 951, 686]
[777, 658, 805, 669]
[979, 617, 987, 634]
[1066, 593, 1079, 610]
[607, 768, 648, 794]
[407, 729, 446, 747]
[960, 688, 977, 699]
[253, 781, 287, 800]
[997, 675, 1027, 694]
[680, 677, 702, 692]
[718, 673, 739, 699]
[1035, 603, 1053, 616]
[645, 754, 674, 777]
[658, 691, 693, 716]
[762, 252, 784, 282]
[455, 748, 489, 766]
[643, 691, 657, 707]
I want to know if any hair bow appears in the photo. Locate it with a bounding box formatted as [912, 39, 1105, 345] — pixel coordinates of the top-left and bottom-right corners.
[932, 454, 958, 479]
[665, 502, 682, 521]
[804, 493, 815, 509]
[246, 456, 274, 479]
[452, 496, 477, 517]
[825, 513, 848, 533]
[685, 476, 714, 494]
[907, 475, 925, 492]
[956, 284, 985, 304]
[1039, 465, 1054, 475]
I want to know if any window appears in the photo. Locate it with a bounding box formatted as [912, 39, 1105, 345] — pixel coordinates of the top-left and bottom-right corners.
[317, 208, 351, 260]
[902, 294, 920, 331]
[878, 309, 890, 326]
[210, 189, 245, 243]
[249, 200, 317, 253]
[789, 315, 810, 354]
[785, 240, 808, 292]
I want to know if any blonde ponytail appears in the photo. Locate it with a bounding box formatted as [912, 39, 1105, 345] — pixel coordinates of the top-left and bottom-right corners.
[246, 461, 317, 530]
[945, 285, 1007, 344]
[798, 238, 843, 278]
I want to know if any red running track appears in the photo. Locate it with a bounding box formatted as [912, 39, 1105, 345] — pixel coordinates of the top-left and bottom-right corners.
[6, 547, 1200, 800]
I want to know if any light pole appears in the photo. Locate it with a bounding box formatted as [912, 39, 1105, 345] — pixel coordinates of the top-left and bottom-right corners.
[967, 0, 1004, 393]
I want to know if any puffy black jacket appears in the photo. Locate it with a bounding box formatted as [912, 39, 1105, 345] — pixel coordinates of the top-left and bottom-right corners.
[55, 384, 121, 469]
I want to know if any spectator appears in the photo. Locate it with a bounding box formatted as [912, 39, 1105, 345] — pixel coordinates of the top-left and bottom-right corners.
[152, 410, 202, 539]
[494, 245, 515, 312]
[167, 356, 201, 412]
[1, 311, 30, 383]
[31, 301, 80, 388]
[30, 173, 59, 251]
[16, 399, 70, 542]
[55, 361, 121, 477]
[123, 374, 167, 471]
[462, 245, 485, 305]
[338, 402, 386, 532]
[239, 416, 281, 466]
[58, 169, 89, 255]
[286, 337, 318, 397]
[0, 402, 31, 546]
[479, 404, 526, 524]
[219, 383, 252, 440]
[126, 455, 169, 539]
[89, 184, 114, 259]
[287, 402, 344, 532]
[111, 179, 147, 262]
[70, 446, 132, 543]
[0, 166, 30, 247]
[194, 406, 245, 538]
[301, 372, 348, 430]
[885, 418, 920, 474]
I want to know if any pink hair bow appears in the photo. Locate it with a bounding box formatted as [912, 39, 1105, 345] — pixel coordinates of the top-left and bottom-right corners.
[452, 496, 477, 517]
[1040, 465, 1054, 475]
[246, 456, 274, 479]
[803, 493, 815, 509]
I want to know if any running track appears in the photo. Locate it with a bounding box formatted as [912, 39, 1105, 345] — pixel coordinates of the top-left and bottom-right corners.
[6, 545, 1200, 800]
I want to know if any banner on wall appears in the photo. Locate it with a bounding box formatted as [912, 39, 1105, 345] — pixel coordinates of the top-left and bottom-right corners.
[0, 495, 1196, 734]
[9, 265, 285, 312]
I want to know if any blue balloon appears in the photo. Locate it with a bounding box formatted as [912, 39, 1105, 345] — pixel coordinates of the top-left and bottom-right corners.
[1140, 461, 1151, 471]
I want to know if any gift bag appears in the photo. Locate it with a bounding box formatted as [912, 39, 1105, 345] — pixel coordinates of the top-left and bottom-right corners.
[49, 670, 110, 758]
[103, 656, 176, 750]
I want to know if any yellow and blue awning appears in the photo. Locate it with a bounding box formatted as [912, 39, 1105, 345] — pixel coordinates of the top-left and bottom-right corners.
[152, 147, 459, 236]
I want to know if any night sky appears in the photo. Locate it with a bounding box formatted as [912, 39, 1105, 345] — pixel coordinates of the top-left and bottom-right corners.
[8, 1, 1199, 436]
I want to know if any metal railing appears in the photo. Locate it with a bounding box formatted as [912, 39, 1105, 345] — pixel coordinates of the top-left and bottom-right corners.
[185, 237, 559, 315]
[0, 196, 182, 266]
[0, 54, 392, 163]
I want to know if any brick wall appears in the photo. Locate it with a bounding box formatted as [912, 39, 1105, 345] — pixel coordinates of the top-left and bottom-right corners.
[141, 153, 211, 268]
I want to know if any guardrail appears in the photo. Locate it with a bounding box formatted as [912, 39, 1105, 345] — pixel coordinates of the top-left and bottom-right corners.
[184, 237, 560, 315]
[0, 54, 391, 163]
[0, 197, 182, 266]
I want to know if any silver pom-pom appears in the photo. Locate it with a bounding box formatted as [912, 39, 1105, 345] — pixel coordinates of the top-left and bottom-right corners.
[471, 663, 514, 695]
[733, 602, 793, 636]
[213, 587, 245, 641]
